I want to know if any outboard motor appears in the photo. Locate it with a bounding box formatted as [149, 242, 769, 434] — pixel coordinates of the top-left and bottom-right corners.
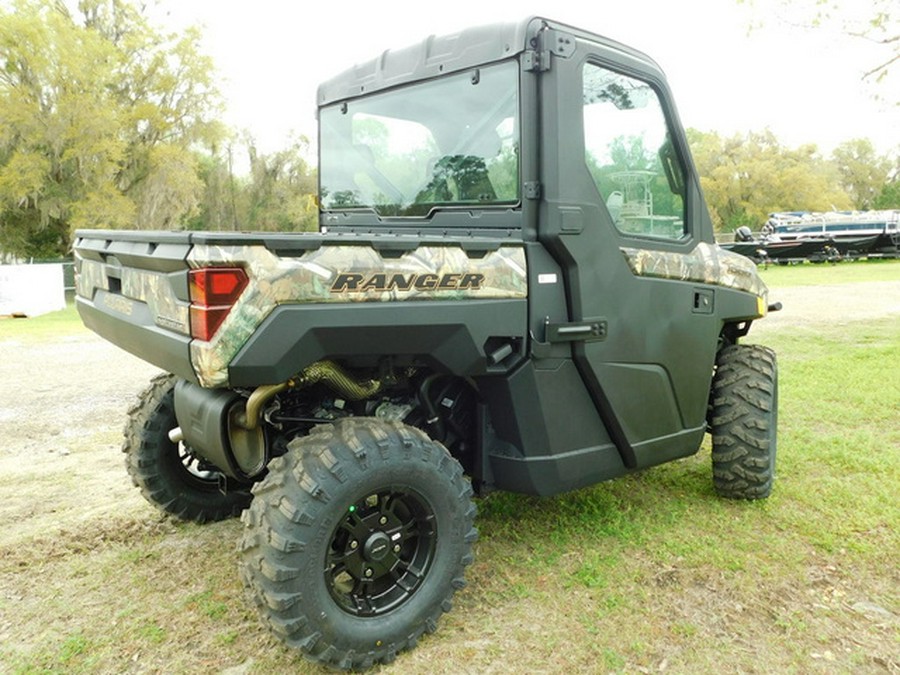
[735, 226, 754, 242]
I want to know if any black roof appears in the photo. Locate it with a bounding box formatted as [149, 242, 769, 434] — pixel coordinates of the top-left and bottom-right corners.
[316, 16, 662, 107]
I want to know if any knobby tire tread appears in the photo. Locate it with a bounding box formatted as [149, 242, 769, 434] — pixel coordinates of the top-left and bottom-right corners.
[710, 344, 778, 499]
[239, 417, 476, 670]
[123, 372, 251, 522]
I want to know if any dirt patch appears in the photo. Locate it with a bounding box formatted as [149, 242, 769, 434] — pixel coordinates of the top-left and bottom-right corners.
[760, 280, 900, 332]
[0, 334, 160, 547]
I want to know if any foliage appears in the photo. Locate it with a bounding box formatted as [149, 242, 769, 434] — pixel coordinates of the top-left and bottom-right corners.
[187, 135, 318, 232]
[243, 135, 317, 231]
[830, 138, 893, 210]
[586, 135, 684, 226]
[872, 153, 900, 209]
[0, 0, 223, 258]
[0, 0, 894, 250]
[873, 175, 900, 209]
[189, 145, 240, 231]
[687, 129, 855, 231]
[805, 0, 898, 88]
[687, 128, 898, 231]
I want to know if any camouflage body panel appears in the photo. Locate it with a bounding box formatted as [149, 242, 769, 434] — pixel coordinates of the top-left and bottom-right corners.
[620, 243, 768, 299]
[76, 256, 190, 334]
[74, 255, 108, 296]
[187, 244, 528, 387]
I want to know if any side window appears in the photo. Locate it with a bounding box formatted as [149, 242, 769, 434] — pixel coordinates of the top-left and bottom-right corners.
[583, 63, 687, 240]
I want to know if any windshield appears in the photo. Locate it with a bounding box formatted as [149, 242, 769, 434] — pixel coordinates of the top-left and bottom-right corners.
[320, 61, 519, 217]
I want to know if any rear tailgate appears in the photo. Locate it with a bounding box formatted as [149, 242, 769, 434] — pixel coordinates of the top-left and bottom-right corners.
[74, 230, 198, 383]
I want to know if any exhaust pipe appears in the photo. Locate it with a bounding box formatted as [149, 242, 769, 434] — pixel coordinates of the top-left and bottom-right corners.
[170, 360, 385, 479]
[295, 360, 382, 401]
[237, 361, 382, 431]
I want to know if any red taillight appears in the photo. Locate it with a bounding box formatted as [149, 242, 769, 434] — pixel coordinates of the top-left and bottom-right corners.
[190, 267, 248, 306]
[189, 267, 248, 341]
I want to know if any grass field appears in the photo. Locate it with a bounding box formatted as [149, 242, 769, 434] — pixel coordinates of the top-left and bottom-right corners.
[1, 261, 898, 673]
[757, 257, 900, 288]
[0, 301, 84, 339]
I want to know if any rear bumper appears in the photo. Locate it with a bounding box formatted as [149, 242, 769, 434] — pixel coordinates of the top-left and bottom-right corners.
[76, 293, 197, 384]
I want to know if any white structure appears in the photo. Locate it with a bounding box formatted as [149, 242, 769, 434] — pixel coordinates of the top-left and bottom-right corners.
[0, 263, 67, 317]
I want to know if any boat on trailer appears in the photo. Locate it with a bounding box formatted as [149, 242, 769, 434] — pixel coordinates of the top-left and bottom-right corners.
[766, 210, 900, 257]
[719, 210, 900, 262]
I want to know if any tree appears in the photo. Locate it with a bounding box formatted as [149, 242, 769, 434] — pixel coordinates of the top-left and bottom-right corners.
[800, 0, 898, 85]
[873, 158, 900, 208]
[873, 180, 900, 208]
[187, 134, 318, 233]
[830, 138, 893, 209]
[688, 129, 853, 231]
[185, 143, 241, 231]
[0, 0, 222, 258]
[586, 135, 683, 222]
[243, 135, 318, 232]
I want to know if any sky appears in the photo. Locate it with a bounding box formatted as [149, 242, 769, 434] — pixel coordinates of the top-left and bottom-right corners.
[154, 0, 898, 159]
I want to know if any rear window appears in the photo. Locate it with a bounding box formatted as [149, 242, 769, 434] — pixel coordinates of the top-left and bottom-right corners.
[320, 61, 519, 217]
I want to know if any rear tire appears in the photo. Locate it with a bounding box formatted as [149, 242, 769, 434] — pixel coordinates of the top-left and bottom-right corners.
[709, 344, 778, 499]
[239, 418, 477, 670]
[123, 373, 252, 522]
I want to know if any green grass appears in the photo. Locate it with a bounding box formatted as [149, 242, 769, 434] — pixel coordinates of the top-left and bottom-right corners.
[456, 308, 897, 672]
[757, 256, 900, 288]
[0, 302, 85, 340]
[751, 318, 899, 557]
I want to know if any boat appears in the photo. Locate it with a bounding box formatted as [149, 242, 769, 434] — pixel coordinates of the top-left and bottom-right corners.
[720, 226, 828, 263]
[718, 211, 900, 262]
[766, 210, 899, 258]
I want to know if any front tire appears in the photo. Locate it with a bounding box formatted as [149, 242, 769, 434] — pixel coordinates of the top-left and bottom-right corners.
[709, 344, 778, 499]
[239, 418, 477, 670]
[123, 373, 252, 522]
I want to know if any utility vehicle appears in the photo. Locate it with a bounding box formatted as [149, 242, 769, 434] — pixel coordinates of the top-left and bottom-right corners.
[75, 17, 779, 669]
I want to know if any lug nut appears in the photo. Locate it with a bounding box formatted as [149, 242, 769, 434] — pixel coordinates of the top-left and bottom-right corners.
[379, 516, 388, 525]
[393, 544, 401, 553]
[350, 540, 358, 550]
[365, 568, 373, 578]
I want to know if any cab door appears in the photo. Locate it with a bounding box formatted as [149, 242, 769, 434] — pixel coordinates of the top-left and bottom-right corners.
[536, 28, 722, 469]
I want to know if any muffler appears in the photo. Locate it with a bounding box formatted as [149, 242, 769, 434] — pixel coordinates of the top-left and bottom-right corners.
[173, 380, 267, 481]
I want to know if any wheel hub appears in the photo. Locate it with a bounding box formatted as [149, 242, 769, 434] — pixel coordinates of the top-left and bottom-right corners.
[326, 488, 437, 616]
[363, 531, 391, 562]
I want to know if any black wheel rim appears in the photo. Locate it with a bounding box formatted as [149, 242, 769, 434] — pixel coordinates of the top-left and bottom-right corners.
[177, 444, 218, 481]
[325, 488, 436, 617]
[158, 394, 225, 492]
[167, 438, 222, 492]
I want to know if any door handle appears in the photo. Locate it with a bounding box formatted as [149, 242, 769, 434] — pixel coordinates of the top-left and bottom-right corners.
[545, 318, 607, 343]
